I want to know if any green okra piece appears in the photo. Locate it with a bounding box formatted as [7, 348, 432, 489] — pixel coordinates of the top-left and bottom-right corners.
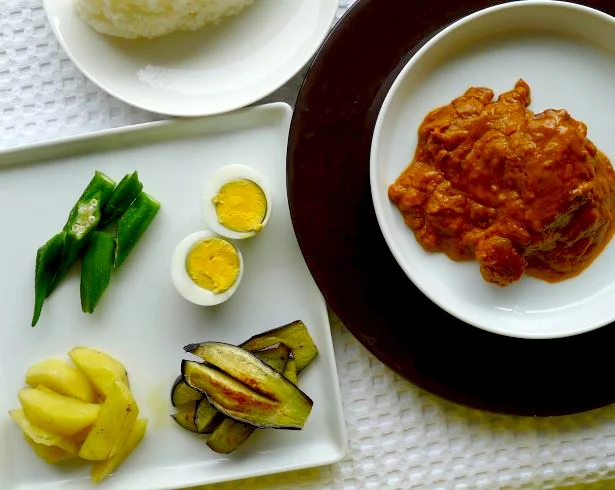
[81, 231, 115, 314]
[63, 171, 116, 232]
[49, 193, 103, 294]
[47, 171, 114, 293]
[32, 231, 67, 327]
[99, 171, 144, 229]
[114, 191, 161, 269]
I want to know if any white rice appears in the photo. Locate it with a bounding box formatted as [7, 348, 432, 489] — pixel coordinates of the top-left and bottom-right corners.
[75, 0, 254, 39]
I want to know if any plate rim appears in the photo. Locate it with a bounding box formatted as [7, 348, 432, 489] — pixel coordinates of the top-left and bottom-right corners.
[0, 102, 291, 163]
[42, 0, 338, 117]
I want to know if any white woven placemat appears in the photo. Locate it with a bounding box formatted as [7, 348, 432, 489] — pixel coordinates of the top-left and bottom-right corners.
[3, 1, 615, 489]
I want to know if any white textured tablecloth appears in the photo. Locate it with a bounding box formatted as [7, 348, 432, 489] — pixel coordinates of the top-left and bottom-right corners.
[3, 1, 615, 489]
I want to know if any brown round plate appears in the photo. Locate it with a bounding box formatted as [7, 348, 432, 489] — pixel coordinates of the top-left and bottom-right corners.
[287, 0, 615, 416]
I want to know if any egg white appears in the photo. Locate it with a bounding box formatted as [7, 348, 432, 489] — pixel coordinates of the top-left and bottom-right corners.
[201, 164, 273, 239]
[170, 230, 244, 306]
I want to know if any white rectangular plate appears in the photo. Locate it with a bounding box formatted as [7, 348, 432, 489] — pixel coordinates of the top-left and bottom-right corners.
[0, 103, 347, 490]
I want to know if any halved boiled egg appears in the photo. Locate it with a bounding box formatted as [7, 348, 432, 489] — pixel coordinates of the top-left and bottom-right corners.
[201, 164, 273, 239]
[170, 230, 244, 306]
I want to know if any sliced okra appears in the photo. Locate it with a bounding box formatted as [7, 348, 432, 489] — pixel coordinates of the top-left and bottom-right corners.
[80, 231, 115, 314]
[47, 171, 115, 294]
[114, 192, 161, 269]
[99, 171, 143, 229]
[63, 171, 115, 233]
[49, 194, 103, 294]
[31, 231, 67, 327]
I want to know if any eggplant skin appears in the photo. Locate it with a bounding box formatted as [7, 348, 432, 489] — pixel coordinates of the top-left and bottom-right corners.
[182, 342, 314, 404]
[170, 375, 202, 407]
[174, 323, 318, 452]
[184, 320, 318, 373]
[202, 343, 292, 453]
[206, 417, 256, 454]
[239, 320, 318, 372]
[250, 343, 291, 374]
[282, 358, 298, 385]
[181, 358, 312, 430]
[171, 401, 198, 433]
[195, 398, 220, 434]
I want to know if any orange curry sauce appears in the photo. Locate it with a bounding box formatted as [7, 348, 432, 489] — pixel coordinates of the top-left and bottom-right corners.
[388, 80, 615, 287]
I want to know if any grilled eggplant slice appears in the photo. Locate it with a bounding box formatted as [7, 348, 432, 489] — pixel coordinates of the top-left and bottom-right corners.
[176, 326, 316, 451]
[207, 417, 258, 454]
[181, 343, 313, 429]
[237, 320, 318, 372]
[171, 401, 198, 433]
[182, 361, 282, 428]
[251, 343, 291, 373]
[195, 398, 220, 434]
[171, 376, 202, 407]
[282, 357, 298, 385]
[171, 345, 292, 437]
[204, 343, 292, 453]
[185, 320, 317, 372]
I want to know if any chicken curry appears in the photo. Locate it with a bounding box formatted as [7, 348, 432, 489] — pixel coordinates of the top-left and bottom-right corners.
[388, 80, 615, 286]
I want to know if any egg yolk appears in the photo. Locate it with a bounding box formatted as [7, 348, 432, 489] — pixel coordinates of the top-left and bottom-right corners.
[212, 179, 267, 233]
[186, 238, 240, 293]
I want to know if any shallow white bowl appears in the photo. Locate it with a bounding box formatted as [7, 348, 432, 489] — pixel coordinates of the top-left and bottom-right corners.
[43, 0, 337, 116]
[370, 0, 615, 339]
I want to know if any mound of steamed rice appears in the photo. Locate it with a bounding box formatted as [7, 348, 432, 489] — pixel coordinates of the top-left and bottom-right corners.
[75, 0, 254, 39]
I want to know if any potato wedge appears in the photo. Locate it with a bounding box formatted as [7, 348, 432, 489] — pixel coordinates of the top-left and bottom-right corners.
[68, 347, 129, 397]
[18, 387, 101, 436]
[9, 409, 79, 454]
[79, 379, 139, 461]
[72, 425, 94, 446]
[34, 385, 55, 393]
[24, 434, 77, 464]
[91, 418, 147, 483]
[26, 358, 97, 403]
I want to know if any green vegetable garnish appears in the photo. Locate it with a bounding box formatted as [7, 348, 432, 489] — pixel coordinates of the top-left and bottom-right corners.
[33, 192, 105, 326]
[114, 192, 161, 269]
[50, 194, 103, 292]
[80, 231, 115, 314]
[63, 171, 116, 233]
[31, 171, 160, 325]
[31, 232, 67, 327]
[99, 171, 143, 229]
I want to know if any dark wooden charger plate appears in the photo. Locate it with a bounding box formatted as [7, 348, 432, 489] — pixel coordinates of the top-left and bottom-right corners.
[286, 0, 615, 416]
